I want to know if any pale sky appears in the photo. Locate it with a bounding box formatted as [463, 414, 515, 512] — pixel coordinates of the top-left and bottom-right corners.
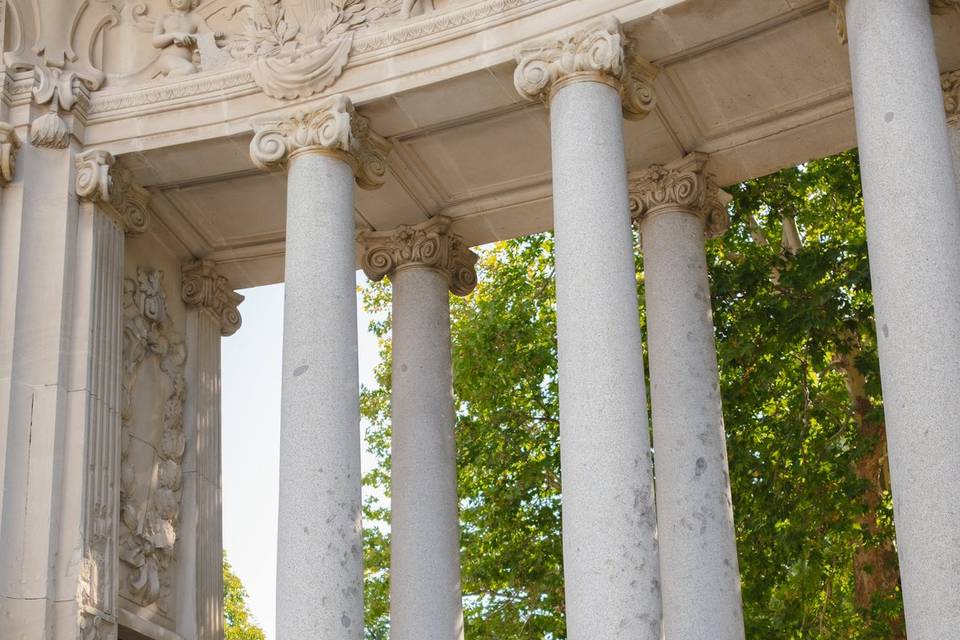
[221, 274, 384, 640]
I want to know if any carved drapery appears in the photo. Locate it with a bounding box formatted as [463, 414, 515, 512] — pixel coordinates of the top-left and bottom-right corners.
[119, 268, 187, 612]
[513, 16, 657, 120]
[357, 216, 479, 296]
[250, 94, 392, 189]
[629, 154, 730, 239]
[181, 260, 244, 336]
[830, 1, 960, 45]
[75, 150, 152, 234]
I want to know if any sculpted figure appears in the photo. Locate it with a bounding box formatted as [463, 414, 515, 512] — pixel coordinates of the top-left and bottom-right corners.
[152, 0, 223, 77]
[401, 0, 435, 19]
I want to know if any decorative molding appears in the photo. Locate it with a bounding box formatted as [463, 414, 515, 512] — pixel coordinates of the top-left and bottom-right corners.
[181, 260, 245, 336]
[119, 268, 187, 612]
[629, 153, 730, 239]
[75, 151, 152, 234]
[357, 216, 479, 296]
[943, 69, 960, 126]
[831, 1, 959, 45]
[250, 94, 392, 189]
[513, 16, 657, 120]
[0, 122, 20, 186]
[29, 62, 96, 148]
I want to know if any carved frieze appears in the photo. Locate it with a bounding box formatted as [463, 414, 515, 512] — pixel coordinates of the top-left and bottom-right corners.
[250, 94, 392, 189]
[514, 16, 657, 120]
[119, 268, 187, 612]
[75, 150, 153, 235]
[629, 154, 730, 239]
[357, 216, 479, 296]
[181, 260, 245, 336]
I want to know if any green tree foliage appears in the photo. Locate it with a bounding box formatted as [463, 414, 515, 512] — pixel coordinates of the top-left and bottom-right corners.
[224, 554, 267, 640]
[361, 150, 903, 638]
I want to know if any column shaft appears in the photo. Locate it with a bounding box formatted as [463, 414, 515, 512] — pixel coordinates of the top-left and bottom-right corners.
[641, 208, 744, 640]
[390, 266, 464, 640]
[277, 152, 363, 640]
[551, 79, 661, 639]
[846, 0, 960, 636]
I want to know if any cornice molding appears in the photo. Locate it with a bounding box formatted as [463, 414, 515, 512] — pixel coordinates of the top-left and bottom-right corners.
[75, 149, 152, 234]
[629, 153, 730, 239]
[180, 260, 245, 337]
[513, 16, 657, 120]
[0, 123, 20, 187]
[249, 95, 391, 190]
[830, 1, 959, 45]
[357, 216, 479, 296]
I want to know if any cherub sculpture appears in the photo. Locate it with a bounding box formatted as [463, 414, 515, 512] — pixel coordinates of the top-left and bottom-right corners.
[401, 0, 436, 19]
[152, 0, 223, 77]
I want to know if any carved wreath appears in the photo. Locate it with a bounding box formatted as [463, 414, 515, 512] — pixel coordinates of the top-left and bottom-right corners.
[119, 268, 187, 610]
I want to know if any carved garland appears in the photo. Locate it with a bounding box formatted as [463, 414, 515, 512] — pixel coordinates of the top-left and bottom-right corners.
[119, 268, 187, 611]
[357, 216, 479, 296]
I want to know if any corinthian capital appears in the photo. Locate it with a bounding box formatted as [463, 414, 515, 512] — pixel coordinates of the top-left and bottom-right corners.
[249, 95, 392, 190]
[513, 16, 657, 120]
[75, 150, 152, 235]
[0, 123, 21, 187]
[357, 217, 479, 296]
[181, 260, 245, 336]
[629, 154, 730, 239]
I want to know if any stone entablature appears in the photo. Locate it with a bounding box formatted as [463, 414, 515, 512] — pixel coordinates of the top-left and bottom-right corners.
[75, 150, 153, 234]
[249, 95, 392, 188]
[513, 16, 657, 119]
[181, 260, 245, 336]
[357, 216, 479, 296]
[629, 153, 730, 239]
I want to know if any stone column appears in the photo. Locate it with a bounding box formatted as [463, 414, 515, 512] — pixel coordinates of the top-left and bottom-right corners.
[357, 217, 477, 640]
[630, 154, 744, 640]
[180, 260, 244, 640]
[514, 17, 662, 640]
[250, 97, 391, 640]
[842, 1, 960, 637]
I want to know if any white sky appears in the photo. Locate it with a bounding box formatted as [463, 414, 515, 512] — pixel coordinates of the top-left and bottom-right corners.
[221, 274, 383, 640]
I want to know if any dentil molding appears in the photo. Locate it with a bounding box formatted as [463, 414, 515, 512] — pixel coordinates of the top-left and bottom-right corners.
[181, 260, 245, 337]
[75, 150, 152, 234]
[629, 153, 730, 239]
[249, 94, 392, 189]
[513, 15, 657, 120]
[829, 0, 960, 45]
[357, 216, 479, 296]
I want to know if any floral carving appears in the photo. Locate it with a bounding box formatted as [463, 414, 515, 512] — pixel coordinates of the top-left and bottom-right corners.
[250, 94, 392, 189]
[514, 16, 657, 120]
[119, 268, 187, 611]
[357, 216, 479, 296]
[943, 69, 960, 126]
[181, 260, 245, 336]
[229, 0, 395, 99]
[0, 123, 20, 187]
[629, 154, 730, 239]
[75, 151, 152, 235]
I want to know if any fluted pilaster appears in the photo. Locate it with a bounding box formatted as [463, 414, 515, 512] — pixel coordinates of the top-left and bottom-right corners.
[513, 16, 657, 120]
[357, 217, 479, 297]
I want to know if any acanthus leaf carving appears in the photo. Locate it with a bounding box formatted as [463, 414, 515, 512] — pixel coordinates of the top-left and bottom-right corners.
[119, 268, 187, 612]
[181, 260, 245, 336]
[513, 16, 658, 120]
[250, 94, 392, 189]
[357, 216, 479, 296]
[29, 63, 98, 149]
[629, 153, 731, 239]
